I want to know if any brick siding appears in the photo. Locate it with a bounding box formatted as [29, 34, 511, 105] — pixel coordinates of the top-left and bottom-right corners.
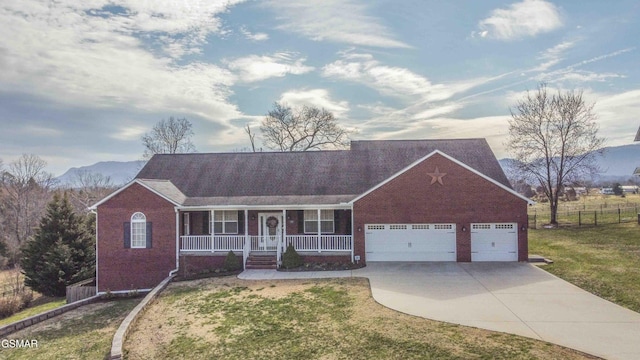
[97, 183, 177, 292]
[353, 153, 528, 263]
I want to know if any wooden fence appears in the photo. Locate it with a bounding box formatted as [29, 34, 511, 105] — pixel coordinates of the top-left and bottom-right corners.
[66, 278, 97, 304]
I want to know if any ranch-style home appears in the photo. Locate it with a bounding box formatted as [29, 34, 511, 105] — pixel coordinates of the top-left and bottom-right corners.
[91, 139, 532, 293]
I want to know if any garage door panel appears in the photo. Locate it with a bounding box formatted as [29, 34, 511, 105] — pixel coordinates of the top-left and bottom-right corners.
[365, 224, 456, 262]
[471, 223, 518, 262]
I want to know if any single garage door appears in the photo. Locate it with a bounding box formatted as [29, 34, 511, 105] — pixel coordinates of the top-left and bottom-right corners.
[365, 224, 456, 261]
[471, 223, 518, 261]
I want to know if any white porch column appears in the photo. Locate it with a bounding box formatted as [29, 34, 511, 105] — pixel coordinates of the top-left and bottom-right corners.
[214, 209, 216, 252]
[317, 208, 321, 253]
[244, 209, 249, 254]
[282, 209, 287, 248]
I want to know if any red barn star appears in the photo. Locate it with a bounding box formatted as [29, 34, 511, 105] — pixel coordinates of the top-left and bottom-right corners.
[427, 167, 447, 185]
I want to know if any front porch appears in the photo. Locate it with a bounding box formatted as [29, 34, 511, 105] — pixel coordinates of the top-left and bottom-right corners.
[178, 208, 354, 269]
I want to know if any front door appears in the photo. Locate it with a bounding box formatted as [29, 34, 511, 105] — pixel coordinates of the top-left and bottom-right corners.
[258, 213, 282, 251]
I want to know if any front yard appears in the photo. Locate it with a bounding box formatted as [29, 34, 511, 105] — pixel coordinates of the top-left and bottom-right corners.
[529, 222, 640, 312]
[2, 298, 139, 360]
[126, 277, 595, 360]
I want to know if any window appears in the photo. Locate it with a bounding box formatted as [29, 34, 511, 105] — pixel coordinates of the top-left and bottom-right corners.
[212, 211, 238, 234]
[131, 212, 146, 248]
[304, 210, 334, 234]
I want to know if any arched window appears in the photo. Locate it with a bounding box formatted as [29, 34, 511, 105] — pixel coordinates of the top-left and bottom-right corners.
[131, 212, 147, 248]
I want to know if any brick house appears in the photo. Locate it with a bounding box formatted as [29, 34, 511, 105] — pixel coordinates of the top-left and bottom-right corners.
[91, 139, 532, 293]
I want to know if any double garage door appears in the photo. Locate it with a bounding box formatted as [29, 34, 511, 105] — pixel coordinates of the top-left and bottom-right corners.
[365, 223, 517, 262]
[365, 224, 457, 261]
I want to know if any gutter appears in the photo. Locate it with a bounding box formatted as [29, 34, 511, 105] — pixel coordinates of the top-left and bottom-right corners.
[170, 208, 180, 277]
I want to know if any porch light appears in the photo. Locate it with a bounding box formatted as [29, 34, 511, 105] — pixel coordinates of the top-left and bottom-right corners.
[251, 214, 255, 220]
[357, 226, 362, 232]
[462, 226, 466, 232]
[521, 225, 526, 231]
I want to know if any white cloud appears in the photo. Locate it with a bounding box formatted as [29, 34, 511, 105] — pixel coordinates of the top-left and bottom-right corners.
[476, 0, 563, 40]
[322, 53, 488, 102]
[0, 0, 244, 123]
[262, 0, 410, 48]
[278, 89, 350, 118]
[240, 26, 269, 41]
[535, 40, 575, 71]
[226, 52, 314, 83]
[555, 71, 624, 83]
[592, 90, 640, 146]
[534, 48, 633, 84]
[110, 125, 147, 141]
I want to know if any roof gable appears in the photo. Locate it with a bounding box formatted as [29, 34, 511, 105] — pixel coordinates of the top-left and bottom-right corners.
[89, 179, 184, 209]
[350, 150, 533, 205]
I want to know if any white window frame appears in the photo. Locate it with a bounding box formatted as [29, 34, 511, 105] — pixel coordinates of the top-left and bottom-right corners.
[131, 212, 146, 249]
[304, 210, 335, 234]
[212, 210, 239, 234]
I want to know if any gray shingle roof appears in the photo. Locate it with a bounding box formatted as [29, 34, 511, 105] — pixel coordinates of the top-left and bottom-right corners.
[135, 138, 511, 205]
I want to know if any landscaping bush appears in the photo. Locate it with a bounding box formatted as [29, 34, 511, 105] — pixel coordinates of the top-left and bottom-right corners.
[223, 251, 241, 271]
[281, 244, 303, 269]
[0, 291, 33, 319]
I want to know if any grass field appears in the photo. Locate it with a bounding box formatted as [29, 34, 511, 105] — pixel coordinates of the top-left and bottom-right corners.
[0, 298, 66, 326]
[126, 277, 595, 360]
[2, 298, 140, 360]
[528, 193, 640, 228]
[529, 222, 640, 312]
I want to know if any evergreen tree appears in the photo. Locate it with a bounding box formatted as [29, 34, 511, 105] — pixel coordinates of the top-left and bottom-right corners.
[21, 192, 95, 297]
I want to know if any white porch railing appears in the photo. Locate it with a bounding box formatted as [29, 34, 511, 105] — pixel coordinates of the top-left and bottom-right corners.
[180, 235, 245, 252]
[180, 235, 352, 253]
[284, 235, 352, 252]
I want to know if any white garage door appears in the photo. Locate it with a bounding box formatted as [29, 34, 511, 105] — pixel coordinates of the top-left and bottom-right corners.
[471, 223, 518, 261]
[365, 224, 456, 261]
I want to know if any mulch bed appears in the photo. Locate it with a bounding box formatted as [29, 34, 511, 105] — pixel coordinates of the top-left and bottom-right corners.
[278, 262, 365, 272]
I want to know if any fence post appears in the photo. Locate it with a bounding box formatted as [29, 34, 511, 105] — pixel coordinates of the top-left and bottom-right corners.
[595, 211, 597, 226]
[579, 211, 581, 226]
[619, 208, 621, 224]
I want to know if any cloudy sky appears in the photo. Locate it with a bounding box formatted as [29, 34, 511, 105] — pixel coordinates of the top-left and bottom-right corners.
[0, 0, 638, 176]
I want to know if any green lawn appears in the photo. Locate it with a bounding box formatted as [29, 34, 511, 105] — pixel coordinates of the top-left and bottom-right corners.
[529, 222, 640, 312]
[126, 277, 594, 360]
[2, 298, 140, 360]
[0, 298, 66, 326]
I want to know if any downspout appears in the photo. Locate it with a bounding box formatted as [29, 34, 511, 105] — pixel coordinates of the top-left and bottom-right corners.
[91, 209, 99, 292]
[169, 208, 180, 277]
[350, 205, 354, 263]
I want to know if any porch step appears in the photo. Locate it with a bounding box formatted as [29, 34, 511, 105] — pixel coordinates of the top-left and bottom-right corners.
[245, 255, 277, 270]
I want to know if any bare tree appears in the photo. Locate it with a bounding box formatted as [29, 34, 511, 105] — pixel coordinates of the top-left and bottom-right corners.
[142, 117, 196, 159]
[66, 170, 117, 212]
[245, 124, 257, 152]
[0, 154, 55, 263]
[260, 102, 352, 151]
[507, 83, 604, 225]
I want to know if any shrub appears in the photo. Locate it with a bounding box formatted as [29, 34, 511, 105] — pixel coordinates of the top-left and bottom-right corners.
[0, 291, 33, 319]
[21, 193, 95, 297]
[223, 251, 241, 271]
[281, 244, 303, 269]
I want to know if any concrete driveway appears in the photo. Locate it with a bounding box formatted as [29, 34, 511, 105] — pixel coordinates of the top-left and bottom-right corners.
[353, 262, 640, 360]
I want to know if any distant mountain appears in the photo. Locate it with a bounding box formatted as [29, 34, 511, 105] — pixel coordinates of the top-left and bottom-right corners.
[56, 160, 146, 187]
[499, 143, 640, 184]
